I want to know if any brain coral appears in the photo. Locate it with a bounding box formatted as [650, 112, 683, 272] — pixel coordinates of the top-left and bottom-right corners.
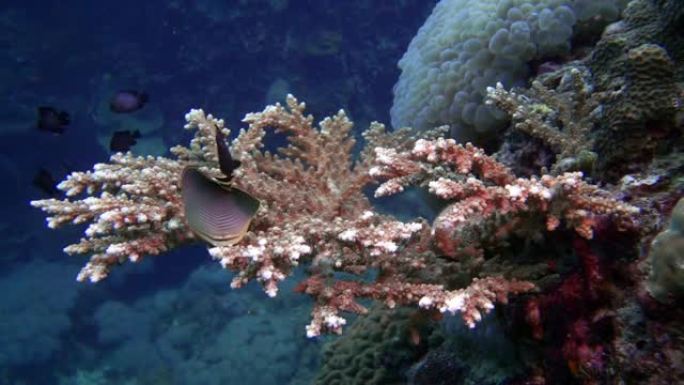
[314, 306, 436, 385]
[391, 0, 627, 142]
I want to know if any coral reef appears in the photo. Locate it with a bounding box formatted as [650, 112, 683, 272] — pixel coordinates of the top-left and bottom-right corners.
[461, 1, 684, 383]
[30, 151, 195, 282]
[486, 34, 682, 183]
[372, 137, 638, 256]
[390, 0, 627, 143]
[23, 1, 684, 384]
[32, 94, 641, 343]
[485, 67, 598, 175]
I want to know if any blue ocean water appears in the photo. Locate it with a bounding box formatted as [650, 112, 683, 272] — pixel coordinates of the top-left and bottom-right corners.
[0, 1, 434, 384]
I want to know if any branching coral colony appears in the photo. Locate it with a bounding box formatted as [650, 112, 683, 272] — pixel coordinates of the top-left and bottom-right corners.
[31, 95, 639, 336]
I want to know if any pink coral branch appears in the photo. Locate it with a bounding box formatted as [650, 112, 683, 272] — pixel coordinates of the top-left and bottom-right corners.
[298, 274, 535, 336]
[32, 96, 638, 336]
[31, 153, 194, 282]
[373, 137, 640, 257]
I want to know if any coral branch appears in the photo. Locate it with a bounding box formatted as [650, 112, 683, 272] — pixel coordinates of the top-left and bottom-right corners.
[298, 274, 534, 336]
[31, 108, 231, 282]
[31, 95, 639, 336]
[31, 153, 194, 282]
[373, 137, 639, 257]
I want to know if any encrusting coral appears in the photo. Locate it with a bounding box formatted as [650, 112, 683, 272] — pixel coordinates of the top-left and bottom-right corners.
[31, 95, 639, 336]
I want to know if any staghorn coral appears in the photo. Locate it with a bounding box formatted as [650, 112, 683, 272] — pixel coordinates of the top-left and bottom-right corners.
[210, 96, 534, 335]
[483, 0, 684, 184]
[32, 95, 640, 337]
[30, 152, 194, 282]
[30, 109, 234, 282]
[372, 137, 639, 258]
[32, 95, 441, 335]
[485, 66, 600, 174]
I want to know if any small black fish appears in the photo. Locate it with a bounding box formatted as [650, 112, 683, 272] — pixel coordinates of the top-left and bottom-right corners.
[32, 168, 61, 197]
[110, 90, 148, 113]
[109, 129, 141, 152]
[37, 106, 70, 134]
